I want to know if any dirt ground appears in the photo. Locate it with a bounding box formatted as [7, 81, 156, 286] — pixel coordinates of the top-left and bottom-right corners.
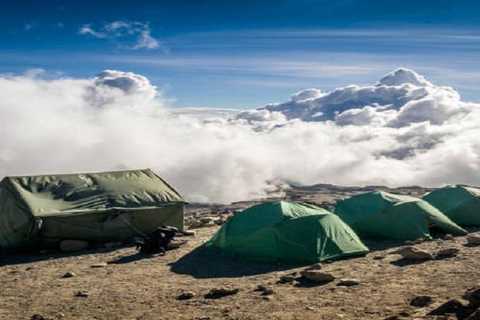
[1, 184, 479, 320]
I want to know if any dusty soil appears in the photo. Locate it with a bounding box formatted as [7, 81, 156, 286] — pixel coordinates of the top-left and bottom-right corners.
[1, 184, 479, 320]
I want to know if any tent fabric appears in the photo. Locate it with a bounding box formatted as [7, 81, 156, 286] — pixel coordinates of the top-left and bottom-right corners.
[207, 201, 369, 263]
[423, 185, 480, 226]
[333, 191, 467, 241]
[0, 169, 186, 248]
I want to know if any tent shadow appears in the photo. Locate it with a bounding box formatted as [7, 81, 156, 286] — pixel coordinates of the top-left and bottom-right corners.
[169, 245, 302, 279]
[0, 246, 122, 267]
[108, 252, 157, 264]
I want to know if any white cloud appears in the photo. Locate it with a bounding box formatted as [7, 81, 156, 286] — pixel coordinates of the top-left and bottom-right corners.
[237, 68, 474, 128]
[1, 68, 480, 204]
[79, 21, 160, 50]
[79, 25, 108, 39]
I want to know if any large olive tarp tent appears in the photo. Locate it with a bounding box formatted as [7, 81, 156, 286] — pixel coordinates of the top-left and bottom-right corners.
[423, 185, 480, 226]
[333, 191, 467, 241]
[207, 201, 369, 263]
[0, 169, 186, 249]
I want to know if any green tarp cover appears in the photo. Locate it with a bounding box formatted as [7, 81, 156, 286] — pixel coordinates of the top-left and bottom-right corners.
[207, 201, 369, 263]
[333, 191, 467, 241]
[423, 185, 480, 226]
[0, 169, 186, 248]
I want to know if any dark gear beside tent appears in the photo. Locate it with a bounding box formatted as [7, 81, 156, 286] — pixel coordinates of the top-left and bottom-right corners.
[0, 169, 187, 249]
[136, 225, 179, 254]
[207, 201, 369, 263]
[333, 191, 467, 241]
[423, 185, 480, 226]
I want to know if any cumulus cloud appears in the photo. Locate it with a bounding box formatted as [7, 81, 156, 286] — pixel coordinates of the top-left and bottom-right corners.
[88, 70, 157, 107]
[237, 68, 472, 128]
[1, 68, 480, 204]
[79, 21, 160, 50]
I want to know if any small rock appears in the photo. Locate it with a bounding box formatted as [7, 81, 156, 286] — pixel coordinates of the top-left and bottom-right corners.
[206, 287, 239, 298]
[427, 299, 464, 315]
[414, 238, 425, 244]
[467, 235, 480, 246]
[90, 263, 107, 268]
[200, 217, 213, 223]
[61, 271, 76, 278]
[301, 270, 335, 283]
[444, 234, 454, 240]
[59, 240, 89, 252]
[168, 239, 188, 249]
[203, 221, 217, 227]
[410, 295, 433, 307]
[305, 263, 322, 271]
[392, 246, 433, 260]
[220, 307, 231, 314]
[279, 274, 296, 283]
[254, 285, 274, 295]
[436, 247, 460, 258]
[214, 218, 225, 225]
[373, 254, 386, 260]
[74, 291, 89, 298]
[186, 219, 203, 229]
[337, 279, 360, 287]
[182, 230, 196, 237]
[30, 315, 47, 320]
[177, 291, 195, 300]
[404, 240, 414, 245]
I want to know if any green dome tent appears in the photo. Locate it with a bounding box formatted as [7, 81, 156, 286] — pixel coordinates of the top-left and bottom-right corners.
[332, 191, 467, 241]
[206, 201, 369, 263]
[423, 185, 480, 226]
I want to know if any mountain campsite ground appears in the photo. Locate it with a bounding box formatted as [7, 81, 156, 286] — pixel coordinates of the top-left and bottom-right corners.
[1, 184, 479, 320]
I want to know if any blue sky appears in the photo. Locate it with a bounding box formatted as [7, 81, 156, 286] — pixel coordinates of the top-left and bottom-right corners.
[1, 0, 480, 108]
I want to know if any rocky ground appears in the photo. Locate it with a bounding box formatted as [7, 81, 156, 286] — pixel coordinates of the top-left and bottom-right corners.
[1, 183, 480, 320]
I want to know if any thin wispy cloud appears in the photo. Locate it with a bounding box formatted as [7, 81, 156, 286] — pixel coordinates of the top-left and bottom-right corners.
[181, 28, 407, 39]
[79, 25, 108, 38]
[110, 55, 386, 78]
[79, 21, 161, 50]
[167, 27, 480, 54]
